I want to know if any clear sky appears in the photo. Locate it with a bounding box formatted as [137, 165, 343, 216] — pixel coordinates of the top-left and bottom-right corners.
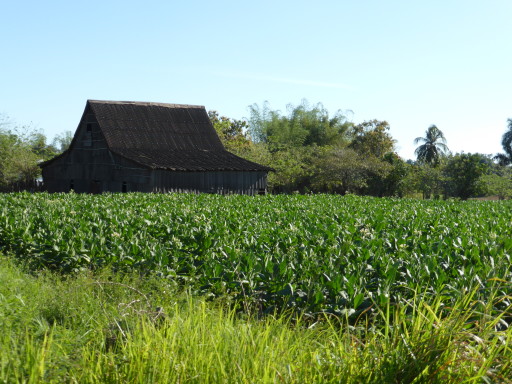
[1, 0, 511, 160]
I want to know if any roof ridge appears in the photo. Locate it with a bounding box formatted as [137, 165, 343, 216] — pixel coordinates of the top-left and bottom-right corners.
[87, 99, 205, 109]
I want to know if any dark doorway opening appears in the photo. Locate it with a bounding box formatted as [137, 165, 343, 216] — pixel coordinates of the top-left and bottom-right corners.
[89, 180, 102, 194]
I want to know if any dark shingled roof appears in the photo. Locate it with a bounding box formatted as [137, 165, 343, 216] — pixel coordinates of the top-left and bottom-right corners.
[63, 100, 271, 172]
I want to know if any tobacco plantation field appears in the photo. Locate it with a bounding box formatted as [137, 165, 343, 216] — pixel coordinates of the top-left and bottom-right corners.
[1, 192, 511, 382]
[2, 192, 511, 314]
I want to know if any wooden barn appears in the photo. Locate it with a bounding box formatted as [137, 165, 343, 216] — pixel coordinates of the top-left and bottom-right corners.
[40, 100, 271, 194]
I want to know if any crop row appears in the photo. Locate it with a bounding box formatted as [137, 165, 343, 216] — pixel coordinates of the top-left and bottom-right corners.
[1, 192, 511, 316]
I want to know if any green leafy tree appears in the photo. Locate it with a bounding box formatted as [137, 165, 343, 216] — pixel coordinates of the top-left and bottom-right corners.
[247, 100, 351, 149]
[443, 153, 491, 199]
[247, 101, 273, 143]
[366, 152, 410, 197]
[265, 109, 308, 149]
[246, 100, 357, 194]
[0, 130, 40, 187]
[414, 125, 449, 166]
[481, 171, 512, 200]
[27, 131, 58, 159]
[331, 120, 399, 197]
[349, 120, 395, 159]
[52, 131, 74, 152]
[285, 100, 352, 147]
[267, 146, 315, 193]
[0, 129, 17, 185]
[312, 147, 390, 195]
[0, 114, 57, 190]
[208, 111, 251, 155]
[243, 102, 409, 196]
[412, 164, 446, 199]
[480, 162, 512, 200]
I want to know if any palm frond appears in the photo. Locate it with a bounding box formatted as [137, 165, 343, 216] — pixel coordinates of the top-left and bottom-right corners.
[413, 125, 449, 165]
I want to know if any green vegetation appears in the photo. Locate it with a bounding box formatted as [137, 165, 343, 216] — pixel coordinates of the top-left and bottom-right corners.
[2, 193, 511, 314]
[494, 118, 512, 166]
[0, 114, 72, 191]
[3, 103, 512, 199]
[238, 100, 400, 195]
[1, 193, 511, 382]
[414, 125, 449, 166]
[210, 101, 512, 199]
[1, 257, 511, 383]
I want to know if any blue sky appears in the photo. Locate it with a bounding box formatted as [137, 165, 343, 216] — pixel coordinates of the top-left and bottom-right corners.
[1, 0, 511, 160]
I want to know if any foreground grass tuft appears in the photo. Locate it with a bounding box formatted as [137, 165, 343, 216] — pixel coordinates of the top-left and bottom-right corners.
[1, 258, 510, 383]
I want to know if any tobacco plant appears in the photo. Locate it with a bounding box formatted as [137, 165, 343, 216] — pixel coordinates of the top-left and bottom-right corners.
[1, 192, 511, 317]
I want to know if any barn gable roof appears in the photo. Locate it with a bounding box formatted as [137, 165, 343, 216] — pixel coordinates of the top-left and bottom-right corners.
[89, 100, 226, 153]
[45, 100, 272, 172]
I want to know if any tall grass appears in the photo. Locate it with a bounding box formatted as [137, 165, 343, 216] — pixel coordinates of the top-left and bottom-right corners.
[1, 258, 510, 383]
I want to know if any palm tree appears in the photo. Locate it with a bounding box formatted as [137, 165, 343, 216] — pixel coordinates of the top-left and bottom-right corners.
[414, 125, 449, 166]
[494, 118, 512, 166]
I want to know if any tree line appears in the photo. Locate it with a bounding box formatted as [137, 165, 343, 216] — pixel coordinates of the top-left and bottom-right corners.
[2, 103, 512, 199]
[210, 100, 512, 200]
[0, 114, 72, 191]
